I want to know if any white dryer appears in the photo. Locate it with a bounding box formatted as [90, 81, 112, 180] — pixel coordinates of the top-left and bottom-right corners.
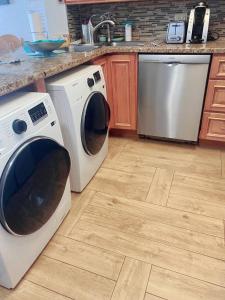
[0, 92, 71, 289]
[46, 65, 110, 192]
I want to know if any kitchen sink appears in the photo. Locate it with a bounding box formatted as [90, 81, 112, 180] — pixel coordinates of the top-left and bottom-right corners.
[73, 44, 102, 52]
[72, 41, 146, 52]
[109, 41, 146, 47]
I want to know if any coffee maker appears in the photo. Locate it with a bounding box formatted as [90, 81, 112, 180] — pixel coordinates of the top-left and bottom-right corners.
[186, 1, 210, 44]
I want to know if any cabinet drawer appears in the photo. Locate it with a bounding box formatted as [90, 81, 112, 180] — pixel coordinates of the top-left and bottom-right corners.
[205, 80, 225, 112]
[210, 55, 225, 79]
[200, 112, 225, 141]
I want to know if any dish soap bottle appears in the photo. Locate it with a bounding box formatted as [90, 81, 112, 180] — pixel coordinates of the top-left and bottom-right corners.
[125, 21, 133, 41]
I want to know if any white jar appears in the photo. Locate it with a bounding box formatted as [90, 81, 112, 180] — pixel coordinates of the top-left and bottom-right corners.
[125, 23, 132, 41]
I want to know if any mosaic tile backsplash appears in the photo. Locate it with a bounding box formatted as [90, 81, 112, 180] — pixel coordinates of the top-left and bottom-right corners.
[67, 0, 225, 41]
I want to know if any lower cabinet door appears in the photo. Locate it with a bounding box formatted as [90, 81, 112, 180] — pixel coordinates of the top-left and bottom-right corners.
[92, 55, 113, 127]
[204, 80, 225, 112]
[200, 112, 225, 141]
[93, 53, 138, 130]
[209, 55, 225, 79]
[92, 56, 109, 89]
[108, 54, 137, 130]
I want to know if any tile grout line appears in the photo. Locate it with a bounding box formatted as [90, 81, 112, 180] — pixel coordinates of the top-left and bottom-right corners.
[146, 293, 168, 300]
[109, 255, 126, 300]
[66, 190, 97, 237]
[101, 165, 157, 180]
[42, 254, 117, 283]
[151, 263, 225, 289]
[167, 193, 225, 221]
[145, 264, 153, 296]
[165, 170, 175, 207]
[25, 279, 75, 300]
[141, 189, 224, 221]
[143, 167, 158, 202]
[102, 164, 156, 179]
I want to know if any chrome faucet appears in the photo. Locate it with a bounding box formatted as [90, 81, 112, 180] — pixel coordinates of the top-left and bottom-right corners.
[88, 14, 115, 44]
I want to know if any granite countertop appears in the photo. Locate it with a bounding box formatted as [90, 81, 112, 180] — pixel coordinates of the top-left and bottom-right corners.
[1, 40, 225, 97]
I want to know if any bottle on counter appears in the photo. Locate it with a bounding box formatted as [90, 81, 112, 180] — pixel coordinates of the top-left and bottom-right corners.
[124, 21, 133, 42]
[82, 18, 90, 44]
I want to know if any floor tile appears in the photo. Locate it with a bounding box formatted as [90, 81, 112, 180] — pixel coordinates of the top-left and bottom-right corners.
[147, 266, 225, 300]
[88, 168, 152, 202]
[103, 151, 156, 178]
[123, 140, 221, 177]
[0, 280, 71, 300]
[89, 192, 224, 238]
[70, 220, 225, 287]
[111, 257, 151, 300]
[43, 234, 124, 280]
[170, 173, 225, 219]
[167, 193, 225, 220]
[82, 201, 225, 260]
[146, 168, 174, 205]
[57, 189, 96, 236]
[26, 256, 115, 300]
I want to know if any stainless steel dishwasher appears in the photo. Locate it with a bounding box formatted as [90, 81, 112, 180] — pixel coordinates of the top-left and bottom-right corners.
[138, 54, 210, 142]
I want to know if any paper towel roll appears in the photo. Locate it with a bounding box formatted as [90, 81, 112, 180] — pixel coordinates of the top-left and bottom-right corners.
[28, 12, 45, 41]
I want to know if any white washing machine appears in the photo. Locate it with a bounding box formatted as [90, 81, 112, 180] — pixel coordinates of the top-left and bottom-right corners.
[0, 92, 71, 289]
[46, 65, 110, 192]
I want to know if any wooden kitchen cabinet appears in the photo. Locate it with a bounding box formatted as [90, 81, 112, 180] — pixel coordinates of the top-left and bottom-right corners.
[108, 54, 137, 130]
[92, 53, 138, 130]
[200, 54, 225, 143]
[92, 55, 114, 127]
[204, 80, 225, 112]
[209, 55, 225, 79]
[92, 56, 109, 91]
[200, 112, 225, 142]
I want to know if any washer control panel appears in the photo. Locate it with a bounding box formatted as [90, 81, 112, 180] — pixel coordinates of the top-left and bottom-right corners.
[87, 71, 102, 88]
[0, 93, 57, 159]
[93, 71, 101, 82]
[28, 102, 48, 124]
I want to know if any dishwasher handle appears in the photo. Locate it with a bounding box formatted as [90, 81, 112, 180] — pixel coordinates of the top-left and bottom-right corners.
[140, 60, 206, 66]
[139, 54, 211, 64]
[141, 60, 181, 64]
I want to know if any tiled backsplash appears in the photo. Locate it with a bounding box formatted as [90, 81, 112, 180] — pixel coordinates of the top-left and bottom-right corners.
[67, 0, 225, 41]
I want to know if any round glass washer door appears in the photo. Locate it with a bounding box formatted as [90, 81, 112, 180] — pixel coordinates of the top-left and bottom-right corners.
[81, 92, 110, 156]
[0, 137, 71, 236]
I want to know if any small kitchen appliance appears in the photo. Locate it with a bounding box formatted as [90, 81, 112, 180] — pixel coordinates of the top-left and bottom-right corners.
[166, 21, 186, 44]
[186, 1, 210, 44]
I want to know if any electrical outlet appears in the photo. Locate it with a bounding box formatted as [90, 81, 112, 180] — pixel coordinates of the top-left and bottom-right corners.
[175, 13, 187, 22]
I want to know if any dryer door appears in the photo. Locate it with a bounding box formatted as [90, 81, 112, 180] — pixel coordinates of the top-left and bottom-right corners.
[81, 92, 110, 156]
[0, 137, 71, 236]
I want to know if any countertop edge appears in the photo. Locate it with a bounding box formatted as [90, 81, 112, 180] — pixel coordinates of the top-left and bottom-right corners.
[0, 44, 224, 97]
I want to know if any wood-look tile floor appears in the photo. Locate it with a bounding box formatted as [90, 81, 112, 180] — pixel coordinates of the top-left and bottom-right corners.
[1, 136, 225, 300]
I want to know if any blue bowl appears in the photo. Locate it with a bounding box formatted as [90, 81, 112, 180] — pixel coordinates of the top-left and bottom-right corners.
[24, 39, 65, 53]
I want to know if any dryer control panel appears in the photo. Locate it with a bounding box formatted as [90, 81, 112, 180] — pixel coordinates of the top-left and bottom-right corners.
[93, 71, 101, 82]
[28, 102, 48, 124]
[0, 93, 59, 160]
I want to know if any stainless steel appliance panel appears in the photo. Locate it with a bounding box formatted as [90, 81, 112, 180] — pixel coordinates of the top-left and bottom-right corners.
[138, 54, 210, 142]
